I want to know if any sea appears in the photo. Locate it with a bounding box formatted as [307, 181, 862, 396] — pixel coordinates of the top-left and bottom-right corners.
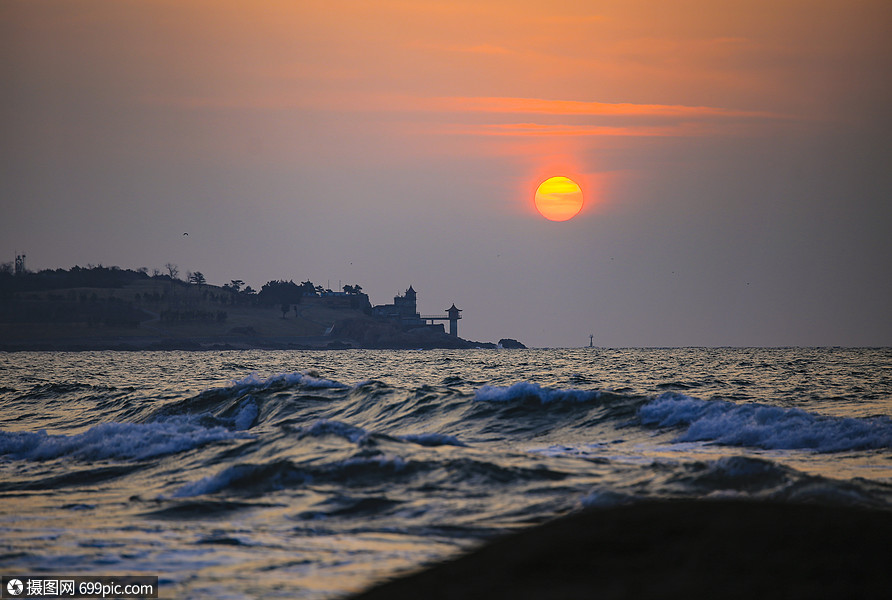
[1, 347, 891, 599]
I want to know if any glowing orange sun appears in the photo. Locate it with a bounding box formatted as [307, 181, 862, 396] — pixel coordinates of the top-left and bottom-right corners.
[534, 176, 584, 221]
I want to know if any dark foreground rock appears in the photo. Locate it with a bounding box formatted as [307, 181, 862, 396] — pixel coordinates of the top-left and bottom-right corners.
[498, 338, 527, 349]
[348, 500, 892, 600]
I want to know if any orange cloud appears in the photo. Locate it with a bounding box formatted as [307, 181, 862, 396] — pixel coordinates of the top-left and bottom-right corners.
[426, 97, 781, 119]
[147, 92, 776, 118]
[430, 121, 770, 139]
[143, 90, 785, 144]
[439, 123, 684, 137]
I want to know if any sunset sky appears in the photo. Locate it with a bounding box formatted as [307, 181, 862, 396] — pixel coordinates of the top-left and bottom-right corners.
[2, 0, 890, 347]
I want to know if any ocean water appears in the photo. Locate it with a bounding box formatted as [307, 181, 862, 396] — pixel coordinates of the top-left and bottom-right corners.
[1, 348, 891, 598]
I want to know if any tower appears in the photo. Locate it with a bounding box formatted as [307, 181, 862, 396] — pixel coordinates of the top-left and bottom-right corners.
[394, 285, 418, 318]
[446, 303, 462, 337]
[404, 285, 416, 314]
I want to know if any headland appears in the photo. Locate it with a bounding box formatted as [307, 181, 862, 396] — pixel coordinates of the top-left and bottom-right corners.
[0, 264, 525, 351]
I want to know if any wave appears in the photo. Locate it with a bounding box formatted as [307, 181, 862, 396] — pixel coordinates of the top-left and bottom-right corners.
[296, 419, 374, 444]
[0, 418, 250, 462]
[140, 375, 639, 449]
[580, 455, 892, 509]
[639, 393, 892, 452]
[172, 452, 413, 498]
[228, 371, 350, 392]
[171, 440, 570, 500]
[143, 371, 356, 428]
[173, 460, 313, 497]
[669, 455, 796, 494]
[474, 382, 604, 404]
[291, 420, 467, 448]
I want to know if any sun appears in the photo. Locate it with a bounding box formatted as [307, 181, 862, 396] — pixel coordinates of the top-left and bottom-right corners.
[534, 176, 584, 221]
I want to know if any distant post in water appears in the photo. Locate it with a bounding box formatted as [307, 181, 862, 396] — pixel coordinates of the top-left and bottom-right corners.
[447, 304, 462, 337]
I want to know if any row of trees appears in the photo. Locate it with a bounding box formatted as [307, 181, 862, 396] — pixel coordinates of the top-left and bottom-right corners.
[1, 263, 369, 311]
[256, 279, 368, 309]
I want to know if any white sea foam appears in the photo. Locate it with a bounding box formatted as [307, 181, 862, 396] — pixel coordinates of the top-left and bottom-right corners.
[228, 371, 348, 391]
[639, 393, 892, 452]
[0, 418, 250, 462]
[474, 381, 601, 404]
[232, 399, 259, 431]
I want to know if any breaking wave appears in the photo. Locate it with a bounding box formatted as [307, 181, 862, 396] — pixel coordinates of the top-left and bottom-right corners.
[474, 382, 604, 404]
[639, 392, 892, 452]
[0, 419, 250, 462]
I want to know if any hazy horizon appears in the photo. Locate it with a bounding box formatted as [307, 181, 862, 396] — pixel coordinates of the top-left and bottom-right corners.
[3, 1, 891, 347]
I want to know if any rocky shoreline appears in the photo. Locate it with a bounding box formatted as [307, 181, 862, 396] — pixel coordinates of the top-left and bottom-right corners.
[0, 332, 526, 352]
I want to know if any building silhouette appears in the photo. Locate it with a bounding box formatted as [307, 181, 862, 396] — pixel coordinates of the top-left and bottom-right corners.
[372, 286, 462, 336]
[446, 304, 462, 337]
[372, 286, 424, 327]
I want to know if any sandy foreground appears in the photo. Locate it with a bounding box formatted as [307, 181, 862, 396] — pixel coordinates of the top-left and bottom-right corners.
[347, 500, 892, 600]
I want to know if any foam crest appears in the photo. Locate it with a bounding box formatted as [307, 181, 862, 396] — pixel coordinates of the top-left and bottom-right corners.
[474, 382, 601, 404]
[640, 393, 892, 452]
[0, 418, 249, 462]
[232, 400, 259, 431]
[229, 371, 348, 392]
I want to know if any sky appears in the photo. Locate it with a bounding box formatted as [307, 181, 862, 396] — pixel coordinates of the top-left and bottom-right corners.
[2, 0, 891, 347]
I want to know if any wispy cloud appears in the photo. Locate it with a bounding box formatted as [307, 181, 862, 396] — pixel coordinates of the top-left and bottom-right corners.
[142, 91, 786, 141]
[431, 121, 776, 139]
[148, 92, 782, 118]
[426, 96, 781, 119]
[439, 123, 690, 137]
[420, 96, 786, 139]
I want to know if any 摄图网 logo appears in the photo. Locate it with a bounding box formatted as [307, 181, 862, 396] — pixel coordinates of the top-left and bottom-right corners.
[6, 579, 24, 596]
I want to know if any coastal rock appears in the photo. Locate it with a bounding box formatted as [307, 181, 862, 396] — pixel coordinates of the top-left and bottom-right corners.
[498, 338, 527, 349]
